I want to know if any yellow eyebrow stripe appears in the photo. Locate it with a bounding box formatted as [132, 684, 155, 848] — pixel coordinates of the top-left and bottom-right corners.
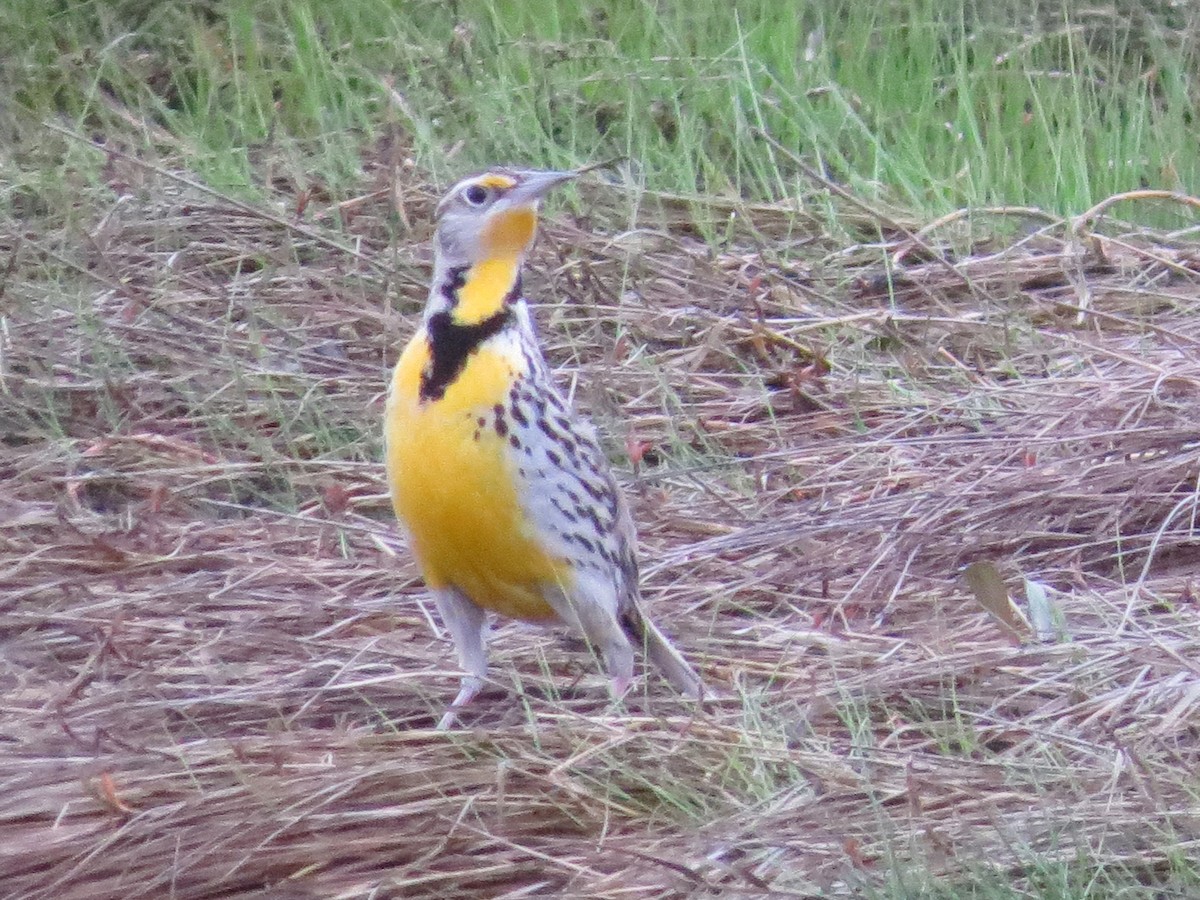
[477, 173, 517, 190]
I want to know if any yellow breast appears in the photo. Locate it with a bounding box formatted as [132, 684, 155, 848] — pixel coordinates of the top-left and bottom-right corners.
[385, 331, 568, 621]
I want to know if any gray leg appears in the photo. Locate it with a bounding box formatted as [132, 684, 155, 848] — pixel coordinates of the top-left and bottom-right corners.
[432, 586, 488, 730]
[542, 578, 634, 699]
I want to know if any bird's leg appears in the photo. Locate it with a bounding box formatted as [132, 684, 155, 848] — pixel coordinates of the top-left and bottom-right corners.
[438, 674, 484, 731]
[542, 579, 634, 704]
[432, 587, 488, 730]
[609, 672, 632, 699]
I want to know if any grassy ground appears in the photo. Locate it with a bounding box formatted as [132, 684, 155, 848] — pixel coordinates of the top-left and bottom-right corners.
[3, 1, 1200, 897]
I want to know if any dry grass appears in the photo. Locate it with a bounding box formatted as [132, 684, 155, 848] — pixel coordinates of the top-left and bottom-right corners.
[2, 141, 1200, 897]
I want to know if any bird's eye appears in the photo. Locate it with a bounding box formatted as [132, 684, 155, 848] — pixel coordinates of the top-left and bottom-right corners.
[463, 184, 489, 206]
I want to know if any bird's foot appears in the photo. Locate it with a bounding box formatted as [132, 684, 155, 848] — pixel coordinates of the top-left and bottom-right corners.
[436, 675, 483, 731]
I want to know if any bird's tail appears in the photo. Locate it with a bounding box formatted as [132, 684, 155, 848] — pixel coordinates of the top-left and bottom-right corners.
[620, 601, 705, 700]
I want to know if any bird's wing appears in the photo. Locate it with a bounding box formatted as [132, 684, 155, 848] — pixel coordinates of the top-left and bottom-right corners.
[503, 365, 639, 613]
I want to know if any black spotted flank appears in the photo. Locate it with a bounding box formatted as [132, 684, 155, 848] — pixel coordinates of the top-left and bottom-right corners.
[564, 532, 597, 553]
[558, 434, 581, 462]
[493, 404, 508, 438]
[550, 496, 580, 523]
[578, 477, 607, 504]
[579, 505, 605, 533]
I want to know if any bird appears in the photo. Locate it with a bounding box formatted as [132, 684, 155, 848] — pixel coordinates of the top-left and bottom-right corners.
[384, 166, 705, 728]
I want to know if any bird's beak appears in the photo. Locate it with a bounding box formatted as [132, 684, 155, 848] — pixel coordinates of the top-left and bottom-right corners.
[504, 169, 578, 206]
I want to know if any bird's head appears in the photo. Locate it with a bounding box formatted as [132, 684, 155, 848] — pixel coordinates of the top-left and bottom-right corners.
[433, 168, 576, 268]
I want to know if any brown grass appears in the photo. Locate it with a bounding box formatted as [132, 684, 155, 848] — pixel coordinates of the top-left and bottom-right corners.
[2, 142, 1199, 897]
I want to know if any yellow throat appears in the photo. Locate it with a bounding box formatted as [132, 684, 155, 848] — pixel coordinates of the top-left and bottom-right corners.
[448, 208, 535, 324]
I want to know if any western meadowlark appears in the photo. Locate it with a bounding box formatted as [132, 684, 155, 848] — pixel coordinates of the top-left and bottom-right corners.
[385, 166, 704, 728]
